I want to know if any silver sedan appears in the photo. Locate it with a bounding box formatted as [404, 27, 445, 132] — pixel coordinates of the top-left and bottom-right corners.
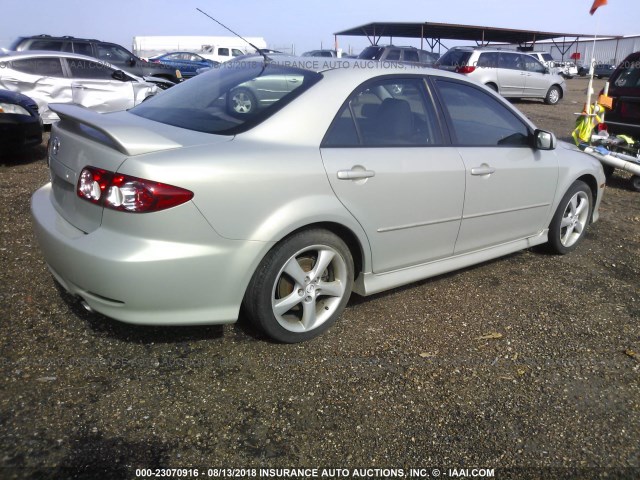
[0, 51, 157, 123]
[31, 57, 605, 343]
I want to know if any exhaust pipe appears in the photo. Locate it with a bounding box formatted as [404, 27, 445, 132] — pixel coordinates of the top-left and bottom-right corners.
[80, 300, 94, 313]
[583, 147, 640, 175]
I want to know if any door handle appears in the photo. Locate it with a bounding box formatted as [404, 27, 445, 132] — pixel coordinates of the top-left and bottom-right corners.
[337, 169, 375, 180]
[471, 165, 496, 176]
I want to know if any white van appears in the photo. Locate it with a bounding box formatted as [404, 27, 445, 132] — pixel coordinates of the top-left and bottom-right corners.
[200, 45, 247, 63]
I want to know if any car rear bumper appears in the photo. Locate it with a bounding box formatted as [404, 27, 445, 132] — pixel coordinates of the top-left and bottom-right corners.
[31, 183, 270, 326]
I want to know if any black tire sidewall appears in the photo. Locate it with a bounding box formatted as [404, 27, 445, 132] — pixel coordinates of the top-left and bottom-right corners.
[244, 229, 354, 343]
[548, 180, 593, 254]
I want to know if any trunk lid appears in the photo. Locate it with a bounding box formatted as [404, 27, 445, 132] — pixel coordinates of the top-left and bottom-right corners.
[47, 104, 231, 233]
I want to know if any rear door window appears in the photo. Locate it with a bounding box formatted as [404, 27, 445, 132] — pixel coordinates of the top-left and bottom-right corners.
[10, 58, 64, 77]
[73, 42, 93, 56]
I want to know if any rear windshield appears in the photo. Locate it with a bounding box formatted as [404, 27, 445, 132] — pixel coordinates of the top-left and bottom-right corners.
[130, 60, 322, 135]
[437, 50, 473, 67]
[358, 46, 385, 60]
[611, 57, 640, 89]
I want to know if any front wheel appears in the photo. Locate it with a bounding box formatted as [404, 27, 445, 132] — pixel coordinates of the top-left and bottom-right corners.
[243, 229, 354, 343]
[544, 86, 561, 105]
[547, 180, 593, 254]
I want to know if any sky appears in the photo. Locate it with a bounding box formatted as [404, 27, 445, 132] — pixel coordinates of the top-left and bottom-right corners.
[1, 0, 638, 55]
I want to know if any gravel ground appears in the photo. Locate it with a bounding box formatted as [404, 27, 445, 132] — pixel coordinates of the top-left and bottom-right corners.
[1, 78, 639, 480]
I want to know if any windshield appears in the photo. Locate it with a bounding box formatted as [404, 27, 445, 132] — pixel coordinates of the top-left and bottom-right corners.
[130, 60, 322, 135]
[541, 53, 554, 62]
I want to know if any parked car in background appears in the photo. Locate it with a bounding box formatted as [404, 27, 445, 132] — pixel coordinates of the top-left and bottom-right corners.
[302, 50, 341, 58]
[437, 47, 566, 104]
[0, 51, 157, 123]
[358, 45, 439, 66]
[10, 35, 182, 87]
[527, 51, 556, 70]
[578, 63, 616, 78]
[149, 52, 218, 78]
[556, 61, 578, 79]
[32, 56, 604, 343]
[602, 51, 640, 138]
[0, 88, 42, 152]
[200, 45, 247, 63]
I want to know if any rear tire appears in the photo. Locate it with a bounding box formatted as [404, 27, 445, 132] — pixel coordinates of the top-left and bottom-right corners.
[243, 229, 354, 343]
[547, 180, 593, 254]
[631, 175, 640, 192]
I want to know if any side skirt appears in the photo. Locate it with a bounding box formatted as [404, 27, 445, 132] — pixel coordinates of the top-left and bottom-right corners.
[353, 230, 548, 296]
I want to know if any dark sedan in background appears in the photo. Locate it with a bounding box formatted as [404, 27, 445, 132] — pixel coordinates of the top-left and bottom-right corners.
[578, 63, 616, 78]
[0, 89, 43, 153]
[149, 52, 218, 78]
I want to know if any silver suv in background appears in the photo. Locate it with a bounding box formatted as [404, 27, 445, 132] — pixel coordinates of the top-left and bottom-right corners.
[436, 47, 566, 104]
[358, 45, 439, 66]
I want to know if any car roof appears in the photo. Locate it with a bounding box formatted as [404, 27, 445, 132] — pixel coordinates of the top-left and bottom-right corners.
[16, 34, 102, 43]
[1, 50, 108, 61]
[243, 55, 471, 83]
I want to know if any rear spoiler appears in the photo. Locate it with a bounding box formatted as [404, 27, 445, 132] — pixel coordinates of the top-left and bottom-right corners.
[49, 103, 181, 156]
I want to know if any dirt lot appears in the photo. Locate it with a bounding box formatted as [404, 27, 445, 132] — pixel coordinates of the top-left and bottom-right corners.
[1, 78, 639, 479]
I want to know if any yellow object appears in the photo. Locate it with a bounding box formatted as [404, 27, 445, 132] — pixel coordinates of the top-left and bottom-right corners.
[572, 104, 603, 145]
[616, 134, 635, 144]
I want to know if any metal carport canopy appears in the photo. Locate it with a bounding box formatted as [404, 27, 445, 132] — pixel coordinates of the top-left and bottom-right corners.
[333, 21, 591, 48]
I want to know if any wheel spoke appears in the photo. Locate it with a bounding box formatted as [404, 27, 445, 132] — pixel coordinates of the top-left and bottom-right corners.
[273, 290, 303, 316]
[318, 279, 344, 298]
[560, 217, 573, 228]
[301, 300, 318, 330]
[310, 249, 335, 280]
[569, 195, 578, 214]
[283, 258, 307, 286]
[561, 225, 575, 244]
[575, 198, 587, 216]
[574, 221, 584, 234]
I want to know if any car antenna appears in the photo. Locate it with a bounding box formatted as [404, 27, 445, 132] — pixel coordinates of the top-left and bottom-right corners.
[196, 8, 271, 63]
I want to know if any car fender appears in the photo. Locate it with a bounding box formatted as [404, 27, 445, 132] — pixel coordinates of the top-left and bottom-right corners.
[550, 143, 605, 221]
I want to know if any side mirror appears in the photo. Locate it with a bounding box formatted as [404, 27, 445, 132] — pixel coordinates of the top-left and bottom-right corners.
[544, 67, 550, 75]
[112, 70, 128, 82]
[534, 129, 556, 150]
[129, 57, 136, 67]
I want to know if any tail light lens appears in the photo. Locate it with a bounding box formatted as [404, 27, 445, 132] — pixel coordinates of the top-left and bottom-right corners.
[456, 66, 476, 74]
[77, 166, 193, 213]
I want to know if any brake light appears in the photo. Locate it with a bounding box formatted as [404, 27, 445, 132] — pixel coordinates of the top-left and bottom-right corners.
[456, 66, 476, 74]
[77, 166, 193, 213]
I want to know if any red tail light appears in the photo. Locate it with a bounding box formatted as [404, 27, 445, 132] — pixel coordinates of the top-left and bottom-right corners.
[456, 66, 476, 74]
[77, 166, 193, 213]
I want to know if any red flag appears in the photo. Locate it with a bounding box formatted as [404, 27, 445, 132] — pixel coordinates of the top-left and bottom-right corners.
[590, 0, 607, 15]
